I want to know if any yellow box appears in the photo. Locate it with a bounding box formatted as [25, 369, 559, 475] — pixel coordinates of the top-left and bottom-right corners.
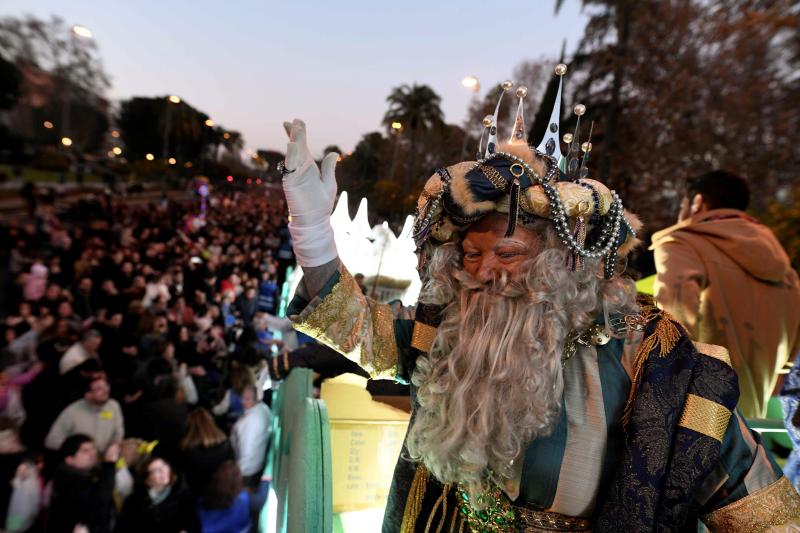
[321, 374, 410, 513]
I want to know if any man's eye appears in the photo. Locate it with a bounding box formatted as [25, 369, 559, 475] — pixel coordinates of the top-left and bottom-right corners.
[499, 251, 521, 259]
[463, 252, 480, 260]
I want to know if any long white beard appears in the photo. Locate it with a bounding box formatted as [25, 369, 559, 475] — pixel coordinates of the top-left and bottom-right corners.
[407, 259, 570, 502]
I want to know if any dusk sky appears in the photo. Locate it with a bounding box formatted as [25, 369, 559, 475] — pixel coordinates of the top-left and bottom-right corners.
[8, 1, 588, 157]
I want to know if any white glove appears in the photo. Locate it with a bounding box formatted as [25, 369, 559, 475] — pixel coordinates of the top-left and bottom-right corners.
[281, 119, 339, 267]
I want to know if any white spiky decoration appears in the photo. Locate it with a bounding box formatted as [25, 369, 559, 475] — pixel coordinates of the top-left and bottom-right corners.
[287, 192, 421, 306]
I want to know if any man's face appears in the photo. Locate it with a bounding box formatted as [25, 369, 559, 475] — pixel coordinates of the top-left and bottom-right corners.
[407, 223, 579, 495]
[66, 441, 98, 470]
[85, 378, 110, 405]
[108, 313, 123, 328]
[461, 213, 543, 283]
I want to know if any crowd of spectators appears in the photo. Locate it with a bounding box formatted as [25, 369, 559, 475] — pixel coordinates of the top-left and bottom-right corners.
[0, 185, 296, 532]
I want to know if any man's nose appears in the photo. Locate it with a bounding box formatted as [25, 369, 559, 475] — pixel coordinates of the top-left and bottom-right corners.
[477, 256, 503, 283]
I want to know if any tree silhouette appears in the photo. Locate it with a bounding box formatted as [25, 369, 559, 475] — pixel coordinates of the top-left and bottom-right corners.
[383, 84, 444, 134]
[118, 96, 213, 162]
[0, 15, 110, 98]
[382, 84, 445, 210]
[0, 54, 20, 110]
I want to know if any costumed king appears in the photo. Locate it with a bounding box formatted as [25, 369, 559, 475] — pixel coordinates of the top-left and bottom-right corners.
[280, 66, 800, 532]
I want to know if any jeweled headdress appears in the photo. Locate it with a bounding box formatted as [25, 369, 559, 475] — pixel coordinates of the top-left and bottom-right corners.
[412, 64, 640, 279]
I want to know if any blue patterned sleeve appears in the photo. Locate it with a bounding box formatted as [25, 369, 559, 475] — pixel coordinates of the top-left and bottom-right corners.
[780, 355, 800, 489]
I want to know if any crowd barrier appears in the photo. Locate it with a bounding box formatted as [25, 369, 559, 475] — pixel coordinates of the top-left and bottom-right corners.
[260, 370, 410, 532]
[260, 368, 332, 533]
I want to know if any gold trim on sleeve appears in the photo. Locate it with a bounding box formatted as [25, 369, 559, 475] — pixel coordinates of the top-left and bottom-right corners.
[411, 321, 437, 353]
[702, 476, 800, 532]
[292, 266, 399, 379]
[621, 305, 682, 429]
[678, 394, 731, 443]
[693, 341, 732, 366]
[371, 303, 400, 375]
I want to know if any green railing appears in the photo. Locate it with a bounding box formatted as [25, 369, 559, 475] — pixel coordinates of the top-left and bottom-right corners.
[260, 368, 332, 533]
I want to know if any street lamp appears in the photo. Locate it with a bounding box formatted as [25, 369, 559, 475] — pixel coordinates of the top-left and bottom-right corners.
[168, 157, 176, 165]
[388, 122, 404, 182]
[146, 153, 155, 161]
[61, 25, 93, 146]
[163, 95, 181, 159]
[71, 25, 93, 38]
[43, 121, 54, 129]
[112, 147, 122, 155]
[462, 75, 480, 92]
[61, 137, 73, 147]
[204, 119, 214, 127]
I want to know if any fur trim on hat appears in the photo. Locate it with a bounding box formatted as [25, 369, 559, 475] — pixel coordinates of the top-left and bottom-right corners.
[447, 161, 495, 216]
[618, 210, 643, 256]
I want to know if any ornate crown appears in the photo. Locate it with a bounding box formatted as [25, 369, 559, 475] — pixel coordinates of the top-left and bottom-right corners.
[411, 64, 641, 279]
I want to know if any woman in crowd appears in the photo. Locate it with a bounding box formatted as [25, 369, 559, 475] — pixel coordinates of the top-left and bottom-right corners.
[198, 460, 268, 533]
[116, 456, 196, 533]
[178, 408, 234, 498]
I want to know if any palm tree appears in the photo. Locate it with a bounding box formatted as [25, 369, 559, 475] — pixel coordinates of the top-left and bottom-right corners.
[383, 84, 444, 134]
[382, 84, 444, 207]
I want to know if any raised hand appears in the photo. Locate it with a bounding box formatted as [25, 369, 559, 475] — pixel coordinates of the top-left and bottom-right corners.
[282, 119, 338, 227]
[280, 119, 339, 268]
